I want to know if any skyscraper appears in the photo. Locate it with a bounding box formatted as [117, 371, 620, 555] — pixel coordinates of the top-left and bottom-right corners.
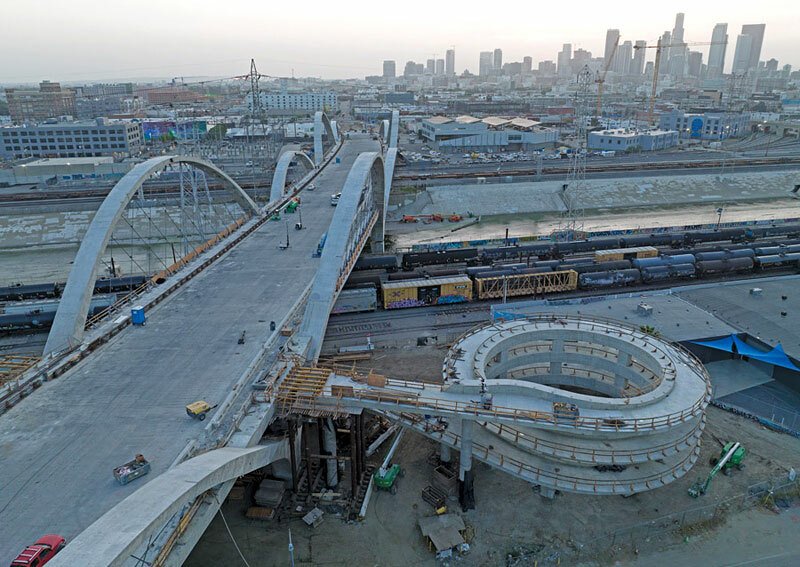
[426, 59, 435, 74]
[732, 34, 753, 73]
[382, 60, 396, 78]
[522, 56, 533, 74]
[493, 48, 503, 72]
[659, 31, 672, 75]
[632, 41, 647, 75]
[557, 43, 572, 76]
[687, 51, 703, 77]
[604, 29, 620, 70]
[445, 49, 455, 76]
[435, 59, 445, 75]
[707, 23, 728, 78]
[479, 51, 493, 76]
[740, 24, 766, 70]
[615, 41, 632, 75]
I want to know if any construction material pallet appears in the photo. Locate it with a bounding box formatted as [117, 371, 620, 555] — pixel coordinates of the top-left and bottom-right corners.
[422, 485, 448, 510]
[245, 506, 275, 520]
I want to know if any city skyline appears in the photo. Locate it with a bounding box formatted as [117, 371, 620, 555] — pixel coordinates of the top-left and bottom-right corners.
[0, 1, 797, 83]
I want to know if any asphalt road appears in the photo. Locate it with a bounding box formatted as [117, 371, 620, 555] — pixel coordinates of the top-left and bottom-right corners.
[0, 136, 378, 563]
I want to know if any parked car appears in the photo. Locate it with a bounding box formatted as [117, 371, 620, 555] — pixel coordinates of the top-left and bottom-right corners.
[330, 193, 341, 206]
[11, 535, 66, 567]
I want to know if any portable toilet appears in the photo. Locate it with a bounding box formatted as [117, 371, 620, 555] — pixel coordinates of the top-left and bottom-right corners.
[131, 306, 146, 325]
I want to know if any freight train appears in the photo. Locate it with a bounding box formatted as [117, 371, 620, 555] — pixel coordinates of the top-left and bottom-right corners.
[335, 241, 800, 314]
[0, 275, 148, 303]
[353, 225, 800, 273]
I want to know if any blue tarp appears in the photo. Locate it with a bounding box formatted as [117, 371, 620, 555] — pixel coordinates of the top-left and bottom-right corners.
[691, 335, 800, 372]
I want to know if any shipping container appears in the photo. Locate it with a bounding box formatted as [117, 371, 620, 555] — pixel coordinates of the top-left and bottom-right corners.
[381, 275, 472, 309]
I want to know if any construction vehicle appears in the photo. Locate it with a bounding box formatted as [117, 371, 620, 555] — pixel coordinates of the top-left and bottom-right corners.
[185, 400, 217, 421]
[688, 441, 745, 497]
[400, 214, 444, 224]
[373, 464, 404, 494]
[634, 39, 727, 124]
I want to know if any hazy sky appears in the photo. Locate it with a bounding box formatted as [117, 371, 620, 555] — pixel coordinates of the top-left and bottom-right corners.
[0, 0, 797, 83]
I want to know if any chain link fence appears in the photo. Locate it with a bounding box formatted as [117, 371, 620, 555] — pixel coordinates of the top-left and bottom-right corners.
[506, 474, 799, 566]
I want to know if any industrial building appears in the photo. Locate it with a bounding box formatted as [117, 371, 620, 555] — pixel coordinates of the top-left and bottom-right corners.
[247, 91, 338, 113]
[0, 156, 134, 185]
[4, 81, 76, 125]
[419, 115, 556, 151]
[659, 110, 750, 140]
[588, 128, 679, 151]
[0, 119, 144, 159]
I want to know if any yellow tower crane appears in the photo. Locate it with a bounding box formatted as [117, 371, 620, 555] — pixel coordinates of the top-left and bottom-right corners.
[634, 40, 728, 125]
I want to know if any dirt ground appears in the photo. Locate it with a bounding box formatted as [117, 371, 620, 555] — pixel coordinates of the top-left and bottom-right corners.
[186, 346, 800, 567]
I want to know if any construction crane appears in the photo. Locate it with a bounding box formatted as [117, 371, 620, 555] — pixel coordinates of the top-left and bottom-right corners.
[595, 36, 619, 123]
[634, 40, 728, 124]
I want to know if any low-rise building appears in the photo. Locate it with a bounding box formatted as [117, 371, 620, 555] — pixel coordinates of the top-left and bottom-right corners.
[588, 129, 679, 151]
[0, 156, 135, 185]
[0, 119, 144, 159]
[419, 115, 556, 151]
[248, 91, 338, 113]
[659, 110, 749, 140]
[5, 81, 76, 124]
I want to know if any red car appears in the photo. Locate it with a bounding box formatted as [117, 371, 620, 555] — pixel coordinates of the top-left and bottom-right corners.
[10, 535, 66, 567]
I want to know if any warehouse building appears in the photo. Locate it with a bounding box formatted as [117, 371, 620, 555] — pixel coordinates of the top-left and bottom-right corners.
[0, 119, 144, 159]
[247, 91, 338, 113]
[419, 115, 556, 151]
[588, 129, 679, 151]
[659, 110, 749, 140]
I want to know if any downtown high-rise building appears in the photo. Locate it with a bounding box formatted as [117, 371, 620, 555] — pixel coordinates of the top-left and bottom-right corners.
[435, 58, 445, 75]
[445, 49, 455, 76]
[557, 43, 572, 76]
[707, 23, 728, 78]
[740, 24, 766, 70]
[659, 31, 672, 74]
[632, 41, 647, 75]
[668, 13, 686, 77]
[382, 60, 396, 78]
[615, 40, 632, 75]
[493, 48, 503, 72]
[426, 59, 435, 74]
[604, 29, 620, 70]
[479, 51, 493, 76]
[522, 56, 532, 74]
[732, 34, 754, 73]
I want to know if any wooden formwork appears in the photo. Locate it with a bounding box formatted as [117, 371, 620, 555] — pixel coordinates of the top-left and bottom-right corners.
[276, 366, 332, 415]
[475, 269, 578, 300]
[0, 355, 40, 386]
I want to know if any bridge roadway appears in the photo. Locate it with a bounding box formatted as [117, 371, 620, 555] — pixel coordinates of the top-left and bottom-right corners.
[0, 136, 378, 563]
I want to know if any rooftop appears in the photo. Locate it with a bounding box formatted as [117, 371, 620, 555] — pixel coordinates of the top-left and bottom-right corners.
[21, 157, 114, 167]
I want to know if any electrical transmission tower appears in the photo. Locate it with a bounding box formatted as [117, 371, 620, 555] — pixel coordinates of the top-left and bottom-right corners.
[559, 65, 593, 240]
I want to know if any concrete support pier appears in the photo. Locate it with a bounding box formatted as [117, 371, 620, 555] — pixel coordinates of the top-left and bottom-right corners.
[459, 419, 475, 511]
[440, 442, 452, 464]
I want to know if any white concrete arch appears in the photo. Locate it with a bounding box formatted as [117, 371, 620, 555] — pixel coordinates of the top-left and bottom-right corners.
[269, 150, 315, 203]
[313, 111, 336, 166]
[389, 109, 400, 149]
[44, 155, 259, 356]
[379, 119, 390, 143]
[297, 152, 385, 361]
[49, 442, 288, 567]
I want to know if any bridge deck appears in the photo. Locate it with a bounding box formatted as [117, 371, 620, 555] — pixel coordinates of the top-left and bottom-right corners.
[0, 137, 376, 563]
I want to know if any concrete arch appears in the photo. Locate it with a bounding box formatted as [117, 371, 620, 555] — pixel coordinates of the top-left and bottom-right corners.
[269, 150, 315, 202]
[43, 156, 259, 356]
[298, 152, 385, 361]
[389, 109, 400, 149]
[49, 442, 288, 567]
[379, 119, 390, 143]
[376, 147, 399, 253]
[313, 111, 336, 166]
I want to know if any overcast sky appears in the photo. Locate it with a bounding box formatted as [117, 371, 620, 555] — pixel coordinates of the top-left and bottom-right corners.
[0, 0, 796, 83]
